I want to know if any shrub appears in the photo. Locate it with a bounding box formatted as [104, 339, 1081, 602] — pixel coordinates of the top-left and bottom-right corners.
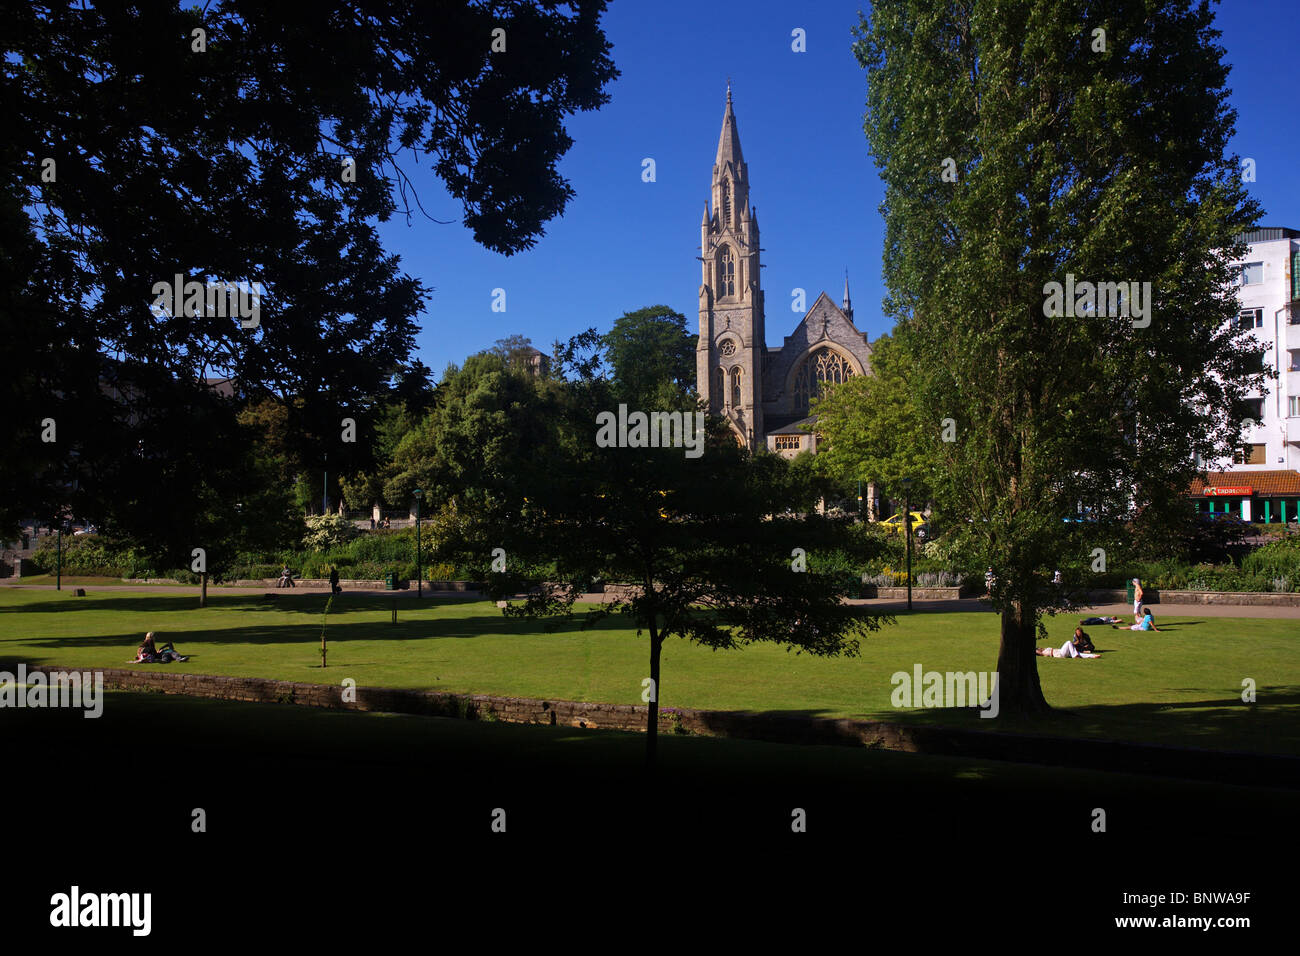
[1241, 534, 1300, 583]
[301, 515, 361, 551]
[916, 571, 965, 588]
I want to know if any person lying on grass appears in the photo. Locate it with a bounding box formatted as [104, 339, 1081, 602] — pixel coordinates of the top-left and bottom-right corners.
[132, 632, 188, 663]
[1080, 615, 1123, 625]
[1036, 627, 1100, 658]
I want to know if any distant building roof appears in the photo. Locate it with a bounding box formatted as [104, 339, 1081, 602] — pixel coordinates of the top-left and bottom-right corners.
[1235, 227, 1300, 244]
[204, 376, 236, 398]
[1188, 470, 1300, 496]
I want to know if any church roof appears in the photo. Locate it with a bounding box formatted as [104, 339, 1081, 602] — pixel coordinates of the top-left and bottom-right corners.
[766, 415, 817, 435]
[787, 291, 872, 350]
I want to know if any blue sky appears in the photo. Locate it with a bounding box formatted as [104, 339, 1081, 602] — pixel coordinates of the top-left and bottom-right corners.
[378, 0, 1300, 378]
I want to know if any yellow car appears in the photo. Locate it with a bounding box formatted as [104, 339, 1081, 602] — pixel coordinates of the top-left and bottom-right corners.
[879, 512, 927, 538]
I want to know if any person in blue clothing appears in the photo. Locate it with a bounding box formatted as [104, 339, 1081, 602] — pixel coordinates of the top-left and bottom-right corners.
[1119, 608, 1160, 632]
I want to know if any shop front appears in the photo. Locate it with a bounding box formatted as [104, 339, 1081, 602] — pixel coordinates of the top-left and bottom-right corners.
[1188, 471, 1300, 524]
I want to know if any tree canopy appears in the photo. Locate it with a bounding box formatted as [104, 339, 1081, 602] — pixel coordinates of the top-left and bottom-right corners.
[853, 0, 1262, 712]
[1, 1, 617, 539]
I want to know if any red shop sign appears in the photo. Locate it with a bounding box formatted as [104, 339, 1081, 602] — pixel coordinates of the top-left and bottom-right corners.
[1204, 486, 1253, 496]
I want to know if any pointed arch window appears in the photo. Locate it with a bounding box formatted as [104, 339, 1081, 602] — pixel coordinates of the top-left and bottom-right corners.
[793, 348, 855, 410]
[716, 246, 735, 298]
[721, 178, 731, 227]
[730, 366, 743, 407]
[711, 366, 725, 406]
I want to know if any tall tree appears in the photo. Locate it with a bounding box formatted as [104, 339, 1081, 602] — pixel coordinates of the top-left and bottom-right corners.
[603, 306, 697, 409]
[1, 1, 616, 538]
[483, 379, 881, 764]
[854, 0, 1263, 713]
[811, 333, 933, 503]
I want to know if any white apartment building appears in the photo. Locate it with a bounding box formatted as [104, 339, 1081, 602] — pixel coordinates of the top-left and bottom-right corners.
[1193, 227, 1300, 524]
[1226, 227, 1300, 470]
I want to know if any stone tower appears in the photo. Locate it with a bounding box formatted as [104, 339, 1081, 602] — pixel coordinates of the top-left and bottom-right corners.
[698, 83, 764, 449]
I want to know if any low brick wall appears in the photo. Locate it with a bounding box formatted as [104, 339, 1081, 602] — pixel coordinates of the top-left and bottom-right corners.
[28, 665, 1299, 788]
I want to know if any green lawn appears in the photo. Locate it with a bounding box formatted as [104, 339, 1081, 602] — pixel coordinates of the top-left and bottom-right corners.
[13, 688, 1290, 849]
[1, 587, 1295, 754]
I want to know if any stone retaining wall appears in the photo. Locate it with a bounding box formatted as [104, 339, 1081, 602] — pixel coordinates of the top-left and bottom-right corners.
[862, 586, 965, 600]
[1082, 588, 1300, 607]
[27, 666, 1299, 788]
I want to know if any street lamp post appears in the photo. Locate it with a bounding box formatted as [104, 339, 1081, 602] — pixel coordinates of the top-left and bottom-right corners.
[413, 489, 423, 600]
[55, 519, 62, 592]
[857, 479, 863, 522]
[900, 478, 913, 611]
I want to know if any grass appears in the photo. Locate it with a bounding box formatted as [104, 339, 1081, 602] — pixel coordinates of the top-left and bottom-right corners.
[0, 587, 1295, 754]
[13, 688, 1282, 935]
[12, 689, 1291, 833]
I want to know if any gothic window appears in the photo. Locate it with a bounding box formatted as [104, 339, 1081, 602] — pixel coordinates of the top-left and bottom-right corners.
[716, 247, 735, 298]
[774, 435, 801, 451]
[793, 347, 855, 410]
[731, 365, 743, 407]
[712, 366, 724, 405]
[722, 179, 731, 227]
[719, 338, 737, 357]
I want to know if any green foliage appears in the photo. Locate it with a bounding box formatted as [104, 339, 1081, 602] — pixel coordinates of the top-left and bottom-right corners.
[812, 333, 932, 501]
[1241, 534, 1300, 587]
[603, 306, 697, 409]
[851, 0, 1263, 713]
[302, 515, 362, 552]
[2, 2, 617, 541]
[28, 534, 162, 579]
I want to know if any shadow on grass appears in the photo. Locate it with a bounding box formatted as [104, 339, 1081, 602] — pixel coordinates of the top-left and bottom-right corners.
[0, 606, 644, 662]
[0, 592, 466, 615]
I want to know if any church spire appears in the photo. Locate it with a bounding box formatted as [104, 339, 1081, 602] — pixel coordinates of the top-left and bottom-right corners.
[842, 269, 853, 318]
[715, 83, 744, 171]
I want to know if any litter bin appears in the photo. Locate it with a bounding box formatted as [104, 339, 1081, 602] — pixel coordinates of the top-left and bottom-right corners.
[384, 572, 397, 591]
[1124, 579, 1135, 605]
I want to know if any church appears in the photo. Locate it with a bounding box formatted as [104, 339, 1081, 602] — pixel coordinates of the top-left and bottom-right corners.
[696, 85, 875, 456]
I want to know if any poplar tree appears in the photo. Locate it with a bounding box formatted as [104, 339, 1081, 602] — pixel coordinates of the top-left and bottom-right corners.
[853, 0, 1262, 712]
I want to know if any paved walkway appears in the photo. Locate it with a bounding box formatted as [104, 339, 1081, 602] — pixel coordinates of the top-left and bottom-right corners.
[852, 597, 1300, 619]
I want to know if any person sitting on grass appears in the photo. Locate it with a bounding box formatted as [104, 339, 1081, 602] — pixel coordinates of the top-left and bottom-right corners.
[1036, 627, 1100, 658]
[133, 632, 188, 663]
[1119, 608, 1160, 632]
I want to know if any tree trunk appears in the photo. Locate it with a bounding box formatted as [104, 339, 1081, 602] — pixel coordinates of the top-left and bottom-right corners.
[994, 599, 1049, 716]
[646, 628, 662, 768]
[199, 570, 208, 608]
